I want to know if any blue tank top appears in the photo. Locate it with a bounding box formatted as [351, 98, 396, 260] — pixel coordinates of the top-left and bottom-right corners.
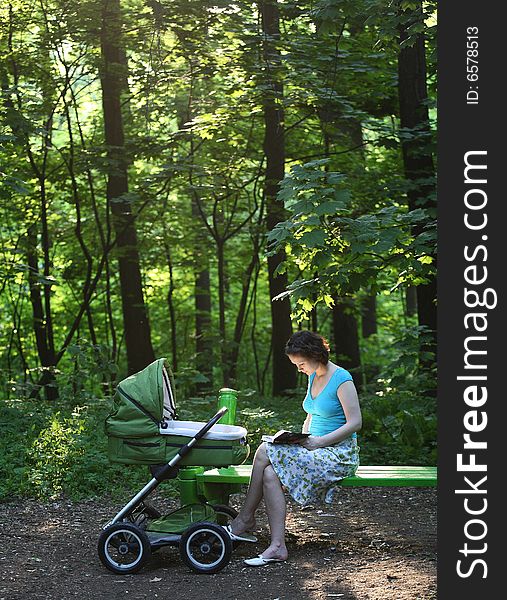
[302, 367, 354, 436]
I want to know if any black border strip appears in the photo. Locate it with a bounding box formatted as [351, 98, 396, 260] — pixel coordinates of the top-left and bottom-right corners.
[438, 2, 503, 595]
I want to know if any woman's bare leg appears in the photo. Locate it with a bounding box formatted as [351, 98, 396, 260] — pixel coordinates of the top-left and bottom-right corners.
[259, 465, 288, 560]
[230, 443, 270, 534]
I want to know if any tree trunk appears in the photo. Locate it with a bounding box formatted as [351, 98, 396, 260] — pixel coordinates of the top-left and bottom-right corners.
[361, 294, 377, 338]
[194, 268, 213, 392]
[310, 306, 318, 332]
[5, 27, 59, 399]
[100, 0, 155, 374]
[332, 296, 361, 389]
[361, 292, 380, 384]
[227, 251, 259, 384]
[216, 239, 229, 383]
[163, 238, 178, 372]
[397, 1, 437, 357]
[405, 286, 418, 318]
[260, 0, 296, 395]
[26, 116, 58, 400]
[26, 224, 58, 400]
[191, 192, 213, 393]
[335, 118, 378, 346]
[179, 62, 214, 392]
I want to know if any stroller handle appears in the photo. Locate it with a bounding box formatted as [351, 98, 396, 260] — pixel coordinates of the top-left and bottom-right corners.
[191, 406, 228, 443]
[108, 406, 231, 522]
[156, 407, 229, 478]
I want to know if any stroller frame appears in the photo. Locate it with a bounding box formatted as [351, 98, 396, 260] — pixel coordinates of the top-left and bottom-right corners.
[98, 406, 242, 575]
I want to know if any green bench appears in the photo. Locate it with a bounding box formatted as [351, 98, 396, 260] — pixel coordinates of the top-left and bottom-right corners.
[195, 464, 437, 505]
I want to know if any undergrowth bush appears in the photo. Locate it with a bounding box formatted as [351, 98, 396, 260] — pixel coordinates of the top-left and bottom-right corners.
[357, 326, 437, 465]
[0, 327, 436, 501]
[0, 398, 160, 501]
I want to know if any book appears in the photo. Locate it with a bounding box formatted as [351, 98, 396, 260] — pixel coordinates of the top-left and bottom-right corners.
[261, 430, 310, 444]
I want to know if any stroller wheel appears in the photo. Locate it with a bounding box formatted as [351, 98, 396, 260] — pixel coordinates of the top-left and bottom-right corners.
[98, 522, 151, 574]
[212, 505, 241, 549]
[139, 503, 162, 519]
[130, 502, 161, 527]
[212, 504, 238, 526]
[179, 521, 232, 574]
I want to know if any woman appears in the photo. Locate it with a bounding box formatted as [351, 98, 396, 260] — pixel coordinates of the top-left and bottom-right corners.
[228, 330, 362, 566]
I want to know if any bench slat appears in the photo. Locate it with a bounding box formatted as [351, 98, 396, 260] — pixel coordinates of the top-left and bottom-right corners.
[196, 465, 437, 487]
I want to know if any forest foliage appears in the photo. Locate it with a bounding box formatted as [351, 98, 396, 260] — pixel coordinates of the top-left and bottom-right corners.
[0, 0, 437, 499]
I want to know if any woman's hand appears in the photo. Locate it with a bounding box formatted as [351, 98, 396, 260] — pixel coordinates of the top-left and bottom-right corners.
[298, 436, 322, 451]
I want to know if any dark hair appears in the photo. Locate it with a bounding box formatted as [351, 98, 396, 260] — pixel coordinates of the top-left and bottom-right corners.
[285, 330, 330, 365]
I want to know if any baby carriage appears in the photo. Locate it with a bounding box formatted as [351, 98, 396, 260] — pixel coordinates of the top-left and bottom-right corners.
[98, 358, 251, 574]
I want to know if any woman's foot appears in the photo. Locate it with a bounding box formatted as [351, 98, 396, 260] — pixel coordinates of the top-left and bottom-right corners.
[256, 542, 288, 561]
[229, 514, 256, 536]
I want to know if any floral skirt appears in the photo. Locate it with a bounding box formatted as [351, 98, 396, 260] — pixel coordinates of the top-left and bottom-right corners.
[265, 436, 359, 506]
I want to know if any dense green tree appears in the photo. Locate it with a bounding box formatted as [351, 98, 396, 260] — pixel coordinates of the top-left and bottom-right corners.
[396, 0, 436, 357]
[260, 0, 296, 395]
[0, 0, 436, 405]
[100, 0, 156, 374]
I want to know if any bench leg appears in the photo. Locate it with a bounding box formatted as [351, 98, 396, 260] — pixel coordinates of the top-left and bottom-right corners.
[196, 481, 244, 507]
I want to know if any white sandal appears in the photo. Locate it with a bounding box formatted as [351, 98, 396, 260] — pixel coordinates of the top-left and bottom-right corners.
[244, 554, 287, 566]
[223, 524, 258, 543]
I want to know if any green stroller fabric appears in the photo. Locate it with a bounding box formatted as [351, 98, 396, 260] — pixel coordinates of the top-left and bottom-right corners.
[105, 358, 249, 466]
[105, 357, 172, 439]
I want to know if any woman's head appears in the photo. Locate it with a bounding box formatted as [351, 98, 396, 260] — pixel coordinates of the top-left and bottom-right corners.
[285, 330, 330, 374]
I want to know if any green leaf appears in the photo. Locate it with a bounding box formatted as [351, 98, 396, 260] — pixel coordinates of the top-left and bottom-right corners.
[314, 200, 345, 216]
[299, 230, 326, 247]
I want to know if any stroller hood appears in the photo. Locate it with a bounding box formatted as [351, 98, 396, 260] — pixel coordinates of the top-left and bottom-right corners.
[105, 358, 175, 438]
[105, 358, 250, 466]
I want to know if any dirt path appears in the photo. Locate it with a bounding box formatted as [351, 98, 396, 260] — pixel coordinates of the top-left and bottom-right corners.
[0, 487, 436, 600]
